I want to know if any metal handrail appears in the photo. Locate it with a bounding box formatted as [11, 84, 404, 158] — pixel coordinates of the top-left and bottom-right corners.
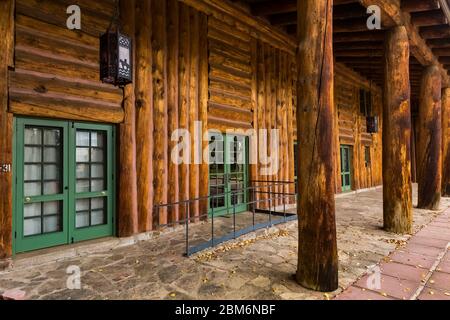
[152, 180, 298, 256]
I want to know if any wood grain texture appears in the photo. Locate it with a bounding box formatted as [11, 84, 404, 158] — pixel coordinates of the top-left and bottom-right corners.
[417, 65, 442, 210]
[152, 0, 169, 226]
[295, 0, 338, 292]
[0, 0, 14, 258]
[383, 26, 413, 233]
[117, 0, 138, 237]
[167, 0, 180, 223]
[442, 88, 450, 196]
[135, 0, 154, 232]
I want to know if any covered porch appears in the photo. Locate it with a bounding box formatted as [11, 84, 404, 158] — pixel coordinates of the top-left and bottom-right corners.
[0, 186, 448, 300]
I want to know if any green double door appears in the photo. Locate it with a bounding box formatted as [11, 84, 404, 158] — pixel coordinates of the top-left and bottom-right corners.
[209, 134, 248, 216]
[14, 118, 115, 253]
[340, 145, 352, 192]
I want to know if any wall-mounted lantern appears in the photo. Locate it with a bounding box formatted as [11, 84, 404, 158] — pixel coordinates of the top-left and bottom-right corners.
[100, 1, 132, 87]
[366, 116, 379, 134]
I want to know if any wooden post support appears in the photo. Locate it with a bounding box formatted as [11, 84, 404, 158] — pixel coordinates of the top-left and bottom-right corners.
[296, 0, 338, 292]
[0, 0, 14, 258]
[152, 0, 168, 226]
[442, 88, 450, 196]
[117, 0, 139, 237]
[418, 65, 442, 210]
[167, 0, 180, 223]
[383, 26, 412, 233]
[135, 0, 154, 232]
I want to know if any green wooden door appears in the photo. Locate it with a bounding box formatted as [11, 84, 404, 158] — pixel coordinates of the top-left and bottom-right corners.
[340, 145, 352, 192]
[209, 134, 248, 216]
[14, 118, 115, 253]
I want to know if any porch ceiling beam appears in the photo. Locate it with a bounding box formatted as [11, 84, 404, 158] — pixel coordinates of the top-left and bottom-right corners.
[410, 10, 447, 27]
[179, 0, 296, 54]
[402, 0, 441, 13]
[358, 0, 449, 87]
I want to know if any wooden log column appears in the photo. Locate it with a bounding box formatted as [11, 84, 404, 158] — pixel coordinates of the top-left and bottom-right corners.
[117, 0, 139, 237]
[442, 88, 450, 196]
[382, 26, 413, 234]
[0, 0, 14, 258]
[296, 0, 338, 292]
[152, 0, 169, 226]
[417, 65, 442, 210]
[135, 0, 154, 231]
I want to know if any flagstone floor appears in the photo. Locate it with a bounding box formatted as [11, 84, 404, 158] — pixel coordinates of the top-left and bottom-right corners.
[0, 185, 449, 300]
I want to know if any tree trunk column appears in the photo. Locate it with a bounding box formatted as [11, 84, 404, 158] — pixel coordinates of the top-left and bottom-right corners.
[441, 88, 450, 196]
[417, 66, 442, 210]
[383, 27, 412, 234]
[296, 0, 338, 292]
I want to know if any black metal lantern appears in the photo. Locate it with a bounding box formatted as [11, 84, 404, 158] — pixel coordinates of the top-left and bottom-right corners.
[100, 2, 132, 86]
[366, 116, 379, 134]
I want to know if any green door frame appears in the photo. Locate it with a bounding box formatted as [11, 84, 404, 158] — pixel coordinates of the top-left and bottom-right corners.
[13, 118, 115, 254]
[209, 133, 249, 216]
[69, 122, 115, 243]
[340, 145, 352, 192]
[14, 118, 69, 253]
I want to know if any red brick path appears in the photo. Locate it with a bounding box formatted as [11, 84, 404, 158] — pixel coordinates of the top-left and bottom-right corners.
[335, 208, 450, 300]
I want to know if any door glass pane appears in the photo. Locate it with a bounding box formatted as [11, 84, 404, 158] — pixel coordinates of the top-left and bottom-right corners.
[76, 212, 90, 229]
[43, 216, 60, 233]
[76, 148, 90, 162]
[24, 182, 41, 196]
[76, 164, 90, 179]
[24, 165, 41, 181]
[25, 128, 42, 145]
[24, 218, 41, 237]
[75, 198, 107, 229]
[75, 130, 107, 193]
[23, 200, 63, 237]
[24, 203, 41, 218]
[44, 129, 61, 146]
[24, 126, 62, 197]
[76, 131, 90, 146]
[25, 147, 41, 162]
[91, 179, 104, 192]
[209, 134, 226, 210]
[44, 147, 58, 162]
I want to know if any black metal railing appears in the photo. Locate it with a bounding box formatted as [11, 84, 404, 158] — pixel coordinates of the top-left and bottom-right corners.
[153, 181, 298, 256]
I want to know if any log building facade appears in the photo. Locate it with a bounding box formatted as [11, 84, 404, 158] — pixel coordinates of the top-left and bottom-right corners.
[0, 0, 449, 289]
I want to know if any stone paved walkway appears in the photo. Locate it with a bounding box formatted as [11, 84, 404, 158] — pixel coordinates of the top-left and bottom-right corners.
[0, 185, 449, 300]
[335, 208, 450, 300]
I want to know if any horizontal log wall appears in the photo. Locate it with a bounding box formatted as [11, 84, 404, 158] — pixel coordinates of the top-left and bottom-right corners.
[207, 16, 253, 131]
[335, 64, 383, 191]
[10, 0, 124, 123]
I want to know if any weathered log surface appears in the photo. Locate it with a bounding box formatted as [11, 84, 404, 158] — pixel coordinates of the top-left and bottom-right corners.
[442, 88, 450, 196]
[383, 26, 413, 234]
[296, 0, 338, 292]
[0, 0, 14, 258]
[11, 0, 123, 123]
[152, 0, 169, 226]
[418, 65, 442, 210]
[135, 0, 154, 232]
[117, 0, 138, 237]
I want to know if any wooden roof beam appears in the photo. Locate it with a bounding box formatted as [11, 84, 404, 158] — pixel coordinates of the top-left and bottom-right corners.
[402, 0, 441, 13]
[358, 0, 449, 86]
[411, 10, 447, 27]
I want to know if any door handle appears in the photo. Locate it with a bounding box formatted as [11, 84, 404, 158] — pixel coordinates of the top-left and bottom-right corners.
[101, 191, 107, 196]
[24, 197, 31, 203]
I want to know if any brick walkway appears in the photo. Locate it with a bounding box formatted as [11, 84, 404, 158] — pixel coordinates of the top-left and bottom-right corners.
[335, 208, 450, 300]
